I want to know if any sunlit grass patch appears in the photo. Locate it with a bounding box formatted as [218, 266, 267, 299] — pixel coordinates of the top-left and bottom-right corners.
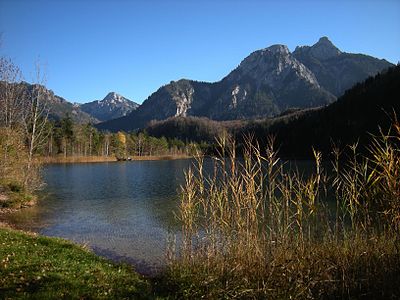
[0, 227, 151, 299]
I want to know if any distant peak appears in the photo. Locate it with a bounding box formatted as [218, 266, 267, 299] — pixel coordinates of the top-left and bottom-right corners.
[103, 92, 126, 103]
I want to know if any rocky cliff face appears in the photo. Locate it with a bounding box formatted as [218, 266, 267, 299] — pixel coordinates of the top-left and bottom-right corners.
[209, 43, 335, 119]
[96, 37, 394, 132]
[80, 92, 139, 122]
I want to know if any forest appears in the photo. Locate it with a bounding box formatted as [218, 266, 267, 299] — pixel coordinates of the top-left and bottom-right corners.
[39, 116, 200, 160]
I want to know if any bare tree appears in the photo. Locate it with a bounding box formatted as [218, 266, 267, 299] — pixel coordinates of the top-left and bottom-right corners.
[22, 62, 49, 187]
[0, 53, 49, 191]
[0, 57, 25, 129]
[0, 57, 26, 182]
[0, 40, 23, 180]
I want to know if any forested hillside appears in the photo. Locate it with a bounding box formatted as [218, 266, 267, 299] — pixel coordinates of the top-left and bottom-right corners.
[146, 66, 400, 157]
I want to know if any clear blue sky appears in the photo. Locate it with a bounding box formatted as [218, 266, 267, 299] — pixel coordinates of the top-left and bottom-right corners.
[1, 0, 399, 104]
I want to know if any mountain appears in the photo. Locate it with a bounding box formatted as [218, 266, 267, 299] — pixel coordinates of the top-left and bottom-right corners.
[244, 65, 400, 157]
[212, 44, 335, 119]
[97, 37, 394, 132]
[293, 36, 393, 97]
[80, 92, 139, 122]
[0, 81, 97, 124]
[146, 66, 400, 158]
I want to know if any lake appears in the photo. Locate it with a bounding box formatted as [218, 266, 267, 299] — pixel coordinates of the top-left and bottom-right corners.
[2, 160, 198, 275]
[2, 158, 320, 275]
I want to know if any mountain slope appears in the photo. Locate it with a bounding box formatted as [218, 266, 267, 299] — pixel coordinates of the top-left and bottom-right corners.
[97, 37, 394, 132]
[210, 44, 335, 119]
[80, 92, 139, 122]
[0, 81, 97, 124]
[145, 66, 400, 158]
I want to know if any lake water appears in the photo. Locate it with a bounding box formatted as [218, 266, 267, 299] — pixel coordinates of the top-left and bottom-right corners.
[2, 159, 320, 275]
[3, 160, 197, 275]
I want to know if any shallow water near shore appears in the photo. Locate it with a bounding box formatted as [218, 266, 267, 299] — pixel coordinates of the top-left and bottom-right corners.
[2, 158, 319, 275]
[2, 160, 196, 275]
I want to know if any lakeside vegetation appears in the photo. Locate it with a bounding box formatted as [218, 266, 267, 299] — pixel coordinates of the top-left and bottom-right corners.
[0, 58, 47, 208]
[159, 121, 400, 299]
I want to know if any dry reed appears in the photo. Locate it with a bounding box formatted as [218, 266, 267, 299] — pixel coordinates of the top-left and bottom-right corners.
[162, 122, 400, 299]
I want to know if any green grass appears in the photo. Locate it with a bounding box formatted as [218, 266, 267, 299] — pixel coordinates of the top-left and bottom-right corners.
[0, 227, 151, 299]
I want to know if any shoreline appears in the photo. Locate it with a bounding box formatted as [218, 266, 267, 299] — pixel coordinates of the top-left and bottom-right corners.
[0, 206, 162, 278]
[0, 199, 36, 230]
[40, 154, 192, 164]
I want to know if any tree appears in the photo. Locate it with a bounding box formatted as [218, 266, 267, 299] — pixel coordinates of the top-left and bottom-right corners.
[0, 57, 49, 191]
[60, 115, 74, 157]
[20, 63, 49, 188]
[113, 131, 127, 158]
[0, 57, 24, 129]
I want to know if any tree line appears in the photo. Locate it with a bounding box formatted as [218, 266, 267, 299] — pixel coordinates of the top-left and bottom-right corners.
[40, 115, 202, 159]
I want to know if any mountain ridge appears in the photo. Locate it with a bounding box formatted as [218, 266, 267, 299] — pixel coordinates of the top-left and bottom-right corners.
[97, 36, 393, 132]
[0, 82, 138, 124]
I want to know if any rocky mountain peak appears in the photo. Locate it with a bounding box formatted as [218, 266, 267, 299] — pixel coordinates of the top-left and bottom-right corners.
[233, 42, 319, 89]
[294, 36, 342, 60]
[80, 92, 139, 122]
[102, 92, 127, 103]
[265, 44, 290, 55]
[310, 36, 341, 59]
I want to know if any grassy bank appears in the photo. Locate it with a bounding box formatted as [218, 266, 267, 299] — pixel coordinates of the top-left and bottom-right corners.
[0, 227, 151, 299]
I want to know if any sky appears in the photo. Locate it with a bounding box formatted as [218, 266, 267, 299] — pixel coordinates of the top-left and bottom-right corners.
[0, 0, 399, 104]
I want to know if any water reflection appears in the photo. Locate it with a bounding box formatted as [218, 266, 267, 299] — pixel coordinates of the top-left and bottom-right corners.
[3, 160, 195, 274]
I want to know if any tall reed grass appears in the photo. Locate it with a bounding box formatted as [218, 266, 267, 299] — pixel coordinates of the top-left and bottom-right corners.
[162, 122, 400, 299]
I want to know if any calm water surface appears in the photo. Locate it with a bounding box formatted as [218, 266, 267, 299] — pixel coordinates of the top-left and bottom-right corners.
[4, 160, 198, 275]
[3, 159, 319, 275]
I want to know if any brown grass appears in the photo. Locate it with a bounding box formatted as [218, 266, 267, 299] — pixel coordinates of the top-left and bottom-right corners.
[160, 121, 400, 299]
[41, 155, 117, 164]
